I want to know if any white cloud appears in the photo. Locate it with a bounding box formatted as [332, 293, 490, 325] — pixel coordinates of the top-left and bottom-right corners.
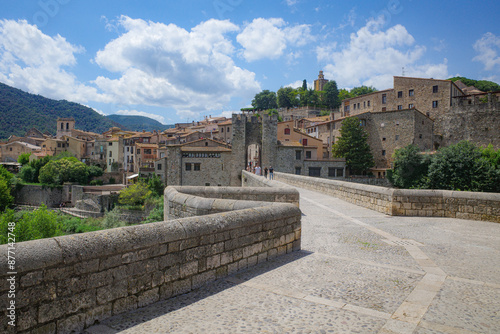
[236, 18, 314, 61]
[473, 32, 500, 71]
[318, 17, 448, 89]
[285, 0, 299, 6]
[285, 80, 312, 89]
[0, 19, 104, 103]
[94, 16, 261, 119]
[115, 110, 165, 124]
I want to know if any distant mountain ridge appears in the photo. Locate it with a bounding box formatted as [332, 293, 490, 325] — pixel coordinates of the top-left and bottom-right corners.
[0, 82, 123, 140]
[0, 82, 172, 140]
[106, 114, 173, 132]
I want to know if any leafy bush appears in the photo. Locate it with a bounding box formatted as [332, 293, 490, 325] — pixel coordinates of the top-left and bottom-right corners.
[0, 178, 13, 212]
[39, 158, 89, 185]
[388, 145, 430, 189]
[0, 165, 13, 184]
[108, 177, 116, 184]
[390, 141, 500, 192]
[17, 152, 31, 166]
[147, 174, 165, 197]
[427, 141, 500, 192]
[90, 179, 104, 186]
[19, 165, 37, 183]
[100, 207, 127, 229]
[119, 182, 152, 206]
[143, 196, 164, 224]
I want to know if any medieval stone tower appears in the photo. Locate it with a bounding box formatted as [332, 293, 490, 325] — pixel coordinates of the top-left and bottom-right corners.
[230, 113, 278, 185]
[56, 117, 75, 138]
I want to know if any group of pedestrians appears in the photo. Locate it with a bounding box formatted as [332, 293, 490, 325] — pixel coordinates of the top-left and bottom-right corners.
[252, 164, 274, 179]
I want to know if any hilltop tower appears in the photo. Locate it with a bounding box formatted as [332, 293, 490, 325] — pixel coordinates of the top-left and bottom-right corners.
[56, 117, 75, 138]
[314, 70, 329, 91]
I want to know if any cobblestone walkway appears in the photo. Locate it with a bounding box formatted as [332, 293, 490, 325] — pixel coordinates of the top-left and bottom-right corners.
[86, 183, 500, 334]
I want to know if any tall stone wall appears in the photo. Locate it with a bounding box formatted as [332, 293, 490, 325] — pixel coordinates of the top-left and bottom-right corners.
[262, 114, 278, 169]
[0, 184, 301, 334]
[14, 184, 71, 208]
[438, 101, 500, 149]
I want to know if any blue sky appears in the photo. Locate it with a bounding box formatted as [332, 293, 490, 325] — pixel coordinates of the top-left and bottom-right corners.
[1, 0, 499, 124]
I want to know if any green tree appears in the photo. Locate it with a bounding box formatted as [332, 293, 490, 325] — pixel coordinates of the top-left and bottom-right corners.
[19, 165, 37, 183]
[277, 87, 298, 109]
[323, 81, 341, 109]
[338, 88, 352, 102]
[302, 79, 307, 91]
[39, 158, 89, 185]
[119, 182, 152, 206]
[332, 117, 374, 174]
[480, 144, 500, 169]
[427, 141, 500, 192]
[18, 152, 31, 166]
[265, 109, 282, 122]
[20, 204, 61, 240]
[87, 165, 104, 183]
[0, 178, 13, 212]
[147, 174, 165, 197]
[388, 145, 430, 189]
[349, 86, 378, 97]
[251, 90, 278, 110]
[0, 165, 13, 185]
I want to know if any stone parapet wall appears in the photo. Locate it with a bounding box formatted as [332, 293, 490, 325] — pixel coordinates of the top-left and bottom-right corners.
[165, 185, 299, 220]
[274, 172, 500, 223]
[1, 185, 301, 333]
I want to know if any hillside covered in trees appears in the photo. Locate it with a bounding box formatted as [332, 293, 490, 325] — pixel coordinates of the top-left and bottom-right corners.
[0, 82, 121, 140]
[106, 114, 173, 132]
[447, 77, 500, 92]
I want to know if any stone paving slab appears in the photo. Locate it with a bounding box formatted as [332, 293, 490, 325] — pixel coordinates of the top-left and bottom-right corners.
[87, 278, 387, 334]
[86, 183, 500, 334]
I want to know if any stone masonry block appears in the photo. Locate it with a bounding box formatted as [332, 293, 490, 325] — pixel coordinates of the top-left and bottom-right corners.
[171, 278, 192, 296]
[74, 259, 100, 274]
[160, 282, 173, 299]
[29, 322, 56, 334]
[20, 270, 43, 288]
[85, 304, 112, 328]
[57, 313, 85, 334]
[97, 281, 128, 305]
[192, 270, 216, 289]
[227, 262, 238, 275]
[180, 261, 198, 278]
[247, 255, 258, 267]
[99, 254, 122, 271]
[206, 255, 221, 270]
[138, 288, 160, 308]
[127, 273, 153, 295]
[113, 296, 138, 315]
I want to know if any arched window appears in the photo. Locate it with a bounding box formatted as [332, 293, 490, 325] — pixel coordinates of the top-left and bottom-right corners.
[66, 123, 69, 130]
[61, 123, 64, 130]
[284, 128, 290, 135]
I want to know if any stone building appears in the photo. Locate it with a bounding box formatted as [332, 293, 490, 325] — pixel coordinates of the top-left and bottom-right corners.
[0, 141, 41, 162]
[162, 113, 347, 187]
[440, 93, 500, 149]
[217, 120, 233, 144]
[314, 70, 329, 91]
[165, 138, 233, 186]
[279, 106, 324, 122]
[340, 76, 465, 143]
[278, 120, 326, 159]
[56, 118, 75, 138]
[331, 109, 434, 176]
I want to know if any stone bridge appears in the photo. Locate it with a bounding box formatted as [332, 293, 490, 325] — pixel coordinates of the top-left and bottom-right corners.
[2, 172, 499, 333]
[85, 172, 499, 334]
